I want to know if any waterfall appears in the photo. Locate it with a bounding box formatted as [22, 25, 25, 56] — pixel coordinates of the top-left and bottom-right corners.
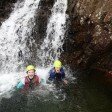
[0, 0, 41, 96]
[38, 0, 68, 67]
[0, 0, 41, 73]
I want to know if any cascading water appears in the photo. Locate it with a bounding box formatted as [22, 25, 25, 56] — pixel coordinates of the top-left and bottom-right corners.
[0, 0, 41, 73]
[35, 0, 70, 101]
[38, 0, 68, 67]
[0, 0, 41, 97]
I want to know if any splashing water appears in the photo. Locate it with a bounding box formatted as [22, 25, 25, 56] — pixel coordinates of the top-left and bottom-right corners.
[0, 0, 41, 97]
[38, 0, 68, 67]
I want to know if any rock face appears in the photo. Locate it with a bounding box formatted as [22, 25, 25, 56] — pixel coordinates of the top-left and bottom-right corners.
[33, 0, 54, 45]
[62, 0, 112, 71]
[0, 0, 17, 25]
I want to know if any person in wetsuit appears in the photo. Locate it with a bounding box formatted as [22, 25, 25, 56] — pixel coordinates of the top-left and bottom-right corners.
[17, 65, 40, 91]
[48, 60, 68, 85]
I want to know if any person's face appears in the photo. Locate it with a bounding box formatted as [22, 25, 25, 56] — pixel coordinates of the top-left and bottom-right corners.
[27, 69, 35, 79]
[55, 67, 61, 73]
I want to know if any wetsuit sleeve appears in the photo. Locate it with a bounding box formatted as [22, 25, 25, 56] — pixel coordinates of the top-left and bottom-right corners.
[17, 82, 24, 89]
[16, 78, 25, 89]
[48, 69, 55, 80]
[61, 68, 65, 79]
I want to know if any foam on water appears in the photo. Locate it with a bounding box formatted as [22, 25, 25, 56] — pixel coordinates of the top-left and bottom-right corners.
[28, 66, 75, 102]
[0, 72, 22, 99]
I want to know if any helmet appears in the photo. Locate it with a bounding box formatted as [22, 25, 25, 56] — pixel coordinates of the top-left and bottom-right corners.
[26, 65, 35, 71]
[54, 60, 62, 68]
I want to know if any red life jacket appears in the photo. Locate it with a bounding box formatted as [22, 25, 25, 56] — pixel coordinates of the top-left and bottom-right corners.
[24, 74, 39, 90]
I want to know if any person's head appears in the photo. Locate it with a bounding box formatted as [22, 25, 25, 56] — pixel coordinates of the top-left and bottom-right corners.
[26, 65, 36, 79]
[53, 60, 62, 73]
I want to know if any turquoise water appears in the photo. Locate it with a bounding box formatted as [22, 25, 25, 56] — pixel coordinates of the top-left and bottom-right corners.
[0, 72, 112, 112]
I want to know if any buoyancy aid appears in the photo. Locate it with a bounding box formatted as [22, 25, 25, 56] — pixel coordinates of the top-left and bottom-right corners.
[24, 74, 39, 90]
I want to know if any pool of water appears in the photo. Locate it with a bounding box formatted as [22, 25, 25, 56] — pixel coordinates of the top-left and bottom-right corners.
[0, 71, 112, 112]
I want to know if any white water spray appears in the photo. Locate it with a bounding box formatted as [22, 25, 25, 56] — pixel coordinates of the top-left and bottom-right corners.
[38, 0, 68, 67]
[0, 0, 40, 73]
[0, 0, 41, 97]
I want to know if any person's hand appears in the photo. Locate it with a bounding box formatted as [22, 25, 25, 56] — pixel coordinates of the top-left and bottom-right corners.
[41, 78, 46, 84]
[63, 79, 68, 85]
[40, 85, 46, 90]
[109, 71, 112, 74]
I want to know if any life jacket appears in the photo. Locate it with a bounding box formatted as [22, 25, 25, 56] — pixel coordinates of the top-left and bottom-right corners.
[24, 74, 39, 90]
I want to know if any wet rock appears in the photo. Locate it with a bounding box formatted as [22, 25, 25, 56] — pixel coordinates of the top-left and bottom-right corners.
[0, 0, 17, 25]
[62, 0, 112, 71]
[28, 0, 55, 65]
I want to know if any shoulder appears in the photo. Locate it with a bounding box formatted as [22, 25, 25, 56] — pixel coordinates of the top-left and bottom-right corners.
[34, 74, 39, 80]
[34, 74, 40, 82]
[49, 68, 55, 73]
[60, 67, 64, 72]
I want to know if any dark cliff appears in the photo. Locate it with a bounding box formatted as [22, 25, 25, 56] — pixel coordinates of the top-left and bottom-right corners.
[62, 0, 112, 73]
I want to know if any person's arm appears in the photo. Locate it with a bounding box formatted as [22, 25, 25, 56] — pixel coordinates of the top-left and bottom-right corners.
[17, 82, 24, 89]
[16, 78, 25, 89]
[61, 68, 68, 85]
[35, 74, 46, 85]
[63, 79, 68, 85]
[61, 68, 65, 79]
[48, 69, 54, 81]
